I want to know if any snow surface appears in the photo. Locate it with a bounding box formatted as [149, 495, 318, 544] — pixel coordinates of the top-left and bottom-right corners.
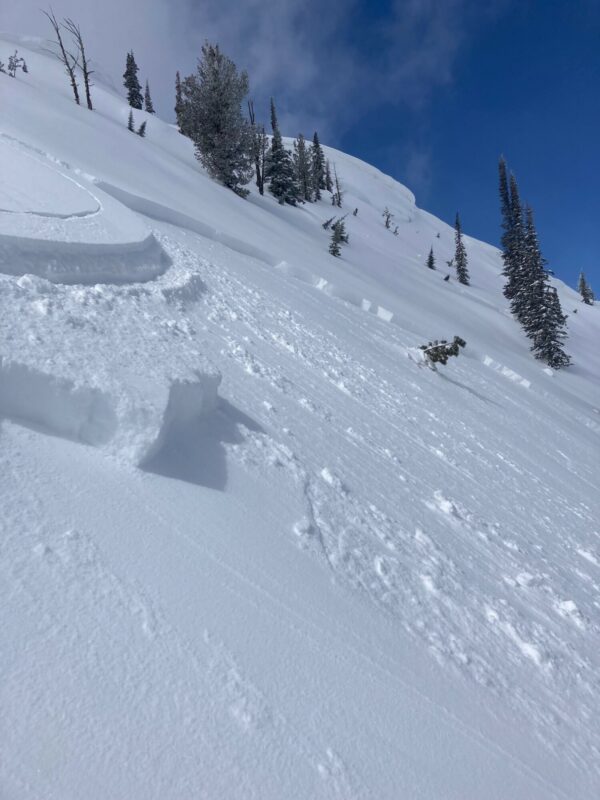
[1, 35, 599, 799]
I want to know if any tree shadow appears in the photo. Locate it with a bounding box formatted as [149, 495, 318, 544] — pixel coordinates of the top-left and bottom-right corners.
[140, 398, 264, 490]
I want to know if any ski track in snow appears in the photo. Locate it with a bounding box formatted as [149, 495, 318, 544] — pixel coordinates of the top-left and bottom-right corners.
[144, 229, 600, 778]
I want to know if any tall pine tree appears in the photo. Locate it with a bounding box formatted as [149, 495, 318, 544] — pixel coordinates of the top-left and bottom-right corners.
[144, 80, 155, 113]
[293, 134, 312, 202]
[188, 43, 253, 197]
[454, 213, 470, 285]
[123, 51, 143, 109]
[498, 175, 572, 368]
[310, 132, 326, 200]
[265, 98, 298, 205]
[577, 271, 595, 304]
[530, 287, 571, 368]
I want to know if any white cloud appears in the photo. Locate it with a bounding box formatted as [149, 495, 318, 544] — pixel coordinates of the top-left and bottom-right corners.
[3, 1, 510, 173]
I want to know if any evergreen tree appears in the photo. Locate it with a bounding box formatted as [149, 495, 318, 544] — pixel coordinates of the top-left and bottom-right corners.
[127, 109, 135, 132]
[499, 162, 526, 302]
[577, 271, 595, 304]
[137, 120, 147, 137]
[454, 213, 470, 285]
[426, 247, 436, 270]
[332, 165, 343, 208]
[328, 218, 348, 256]
[247, 100, 267, 195]
[514, 207, 571, 368]
[310, 132, 326, 200]
[265, 98, 298, 204]
[293, 134, 312, 202]
[188, 43, 253, 197]
[382, 207, 394, 229]
[123, 51, 143, 109]
[325, 159, 333, 193]
[176, 72, 200, 139]
[530, 287, 571, 368]
[515, 206, 547, 328]
[144, 80, 155, 113]
[174, 71, 185, 132]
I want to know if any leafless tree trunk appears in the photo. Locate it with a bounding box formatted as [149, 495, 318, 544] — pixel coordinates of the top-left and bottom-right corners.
[63, 17, 93, 110]
[43, 9, 80, 105]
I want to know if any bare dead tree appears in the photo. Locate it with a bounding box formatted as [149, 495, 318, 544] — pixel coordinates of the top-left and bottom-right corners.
[63, 17, 93, 110]
[43, 8, 80, 105]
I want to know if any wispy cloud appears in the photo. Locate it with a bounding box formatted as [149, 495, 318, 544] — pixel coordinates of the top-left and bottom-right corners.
[3, 1, 510, 180]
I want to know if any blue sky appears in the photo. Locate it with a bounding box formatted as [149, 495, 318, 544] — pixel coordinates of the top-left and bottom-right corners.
[335, 1, 599, 290]
[7, 0, 598, 290]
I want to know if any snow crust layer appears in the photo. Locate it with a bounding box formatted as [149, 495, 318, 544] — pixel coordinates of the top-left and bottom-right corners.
[1, 34, 599, 800]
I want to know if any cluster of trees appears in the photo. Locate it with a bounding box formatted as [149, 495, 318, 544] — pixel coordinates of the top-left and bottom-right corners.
[174, 43, 341, 206]
[0, 50, 28, 77]
[425, 214, 469, 285]
[382, 208, 399, 236]
[499, 157, 570, 368]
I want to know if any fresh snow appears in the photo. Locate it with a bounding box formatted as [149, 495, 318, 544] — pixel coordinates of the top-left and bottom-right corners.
[1, 35, 599, 800]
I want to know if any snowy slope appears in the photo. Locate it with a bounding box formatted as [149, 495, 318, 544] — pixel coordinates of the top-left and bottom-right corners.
[1, 35, 599, 800]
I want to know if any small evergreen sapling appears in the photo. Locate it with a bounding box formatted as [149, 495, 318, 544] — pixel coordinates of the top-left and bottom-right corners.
[382, 207, 394, 229]
[127, 109, 135, 132]
[7, 50, 27, 77]
[137, 121, 147, 137]
[426, 247, 436, 270]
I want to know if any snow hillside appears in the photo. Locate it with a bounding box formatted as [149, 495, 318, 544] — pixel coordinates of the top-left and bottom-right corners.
[1, 35, 599, 800]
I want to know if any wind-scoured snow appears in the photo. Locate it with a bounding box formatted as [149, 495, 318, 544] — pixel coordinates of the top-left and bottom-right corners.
[1, 35, 599, 800]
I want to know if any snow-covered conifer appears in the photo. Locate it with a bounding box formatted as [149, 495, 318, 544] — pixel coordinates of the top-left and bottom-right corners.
[293, 134, 312, 202]
[265, 98, 298, 205]
[310, 132, 326, 200]
[577, 271, 595, 304]
[144, 81, 155, 114]
[454, 213, 470, 285]
[325, 160, 333, 193]
[189, 43, 253, 197]
[530, 287, 571, 368]
[123, 51, 143, 109]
